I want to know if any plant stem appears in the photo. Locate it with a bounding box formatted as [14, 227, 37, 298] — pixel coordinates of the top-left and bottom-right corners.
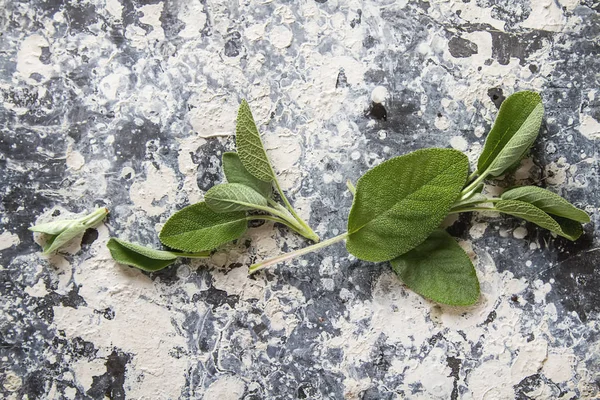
[346, 179, 356, 195]
[249, 232, 348, 274]
[448, 206, 500, 215]
[82, 208, 109, 227]
[246, 215, 307, 236]
[273, 179, 320, 242]
[459, 172, 488, 200]
[466, 170, 478, 183]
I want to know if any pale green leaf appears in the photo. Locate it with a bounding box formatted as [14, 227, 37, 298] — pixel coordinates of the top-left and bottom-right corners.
[501, 186, 590, 223]
[29, 219, 78, 235]
[159, 202, 247, 252]
[205, 183, 269, 213]
[107, 238, 179, 271]
[222, 152, 272, 198]
[477, 91, 544, 177]
[235, 100, 275, 182]
[495, 199, 583, 241]
[391, 230, 480, 306]
[42, 224, 86, 254]
[346, 148, 469, 262]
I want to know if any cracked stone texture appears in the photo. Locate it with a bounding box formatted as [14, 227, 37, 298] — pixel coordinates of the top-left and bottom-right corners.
[1, 1, 599, 399]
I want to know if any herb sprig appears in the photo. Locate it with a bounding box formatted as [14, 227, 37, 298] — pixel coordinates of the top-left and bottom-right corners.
[31, 91, 590, 307]
[249, 91, 590, 305]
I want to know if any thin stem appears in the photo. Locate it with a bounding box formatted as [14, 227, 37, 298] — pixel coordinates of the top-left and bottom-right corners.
[448, 206, 500, 215]
[82, 208, 109, 227]
[273, 179, 320, 242]
[246, 215, 306, 236]
[460, 173, 488, 199]
[249, 232, 348, 274]
[346, 180, 356, 195]
[466, 170, 478, 183]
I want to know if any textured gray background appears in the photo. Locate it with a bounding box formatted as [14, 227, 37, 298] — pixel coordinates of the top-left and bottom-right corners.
[1, 0, 599, 399]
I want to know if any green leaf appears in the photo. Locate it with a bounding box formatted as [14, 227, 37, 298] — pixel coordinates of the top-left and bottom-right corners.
[346, 148, 469, 262]
[159, 202, 247, 252]
[495, 199, 583, 240]
[391, 230, 480, 306]
[477, 91, 544, 177]
[30, 208, 109, 254]
[42, 224, 86, 254]
[29, 220, 78, 235]
[205, 183, 269, 213]
[501, 186, 590, 223]
[222, 152, 272, 198]
[107, 238, 179, 271]
[235, 100, 275, 182]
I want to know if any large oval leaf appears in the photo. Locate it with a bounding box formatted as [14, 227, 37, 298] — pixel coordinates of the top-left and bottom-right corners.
[235, 100, 275, 182]
[205, 183, 269, 213]
[501, 186, 590, 223]
[346, 148, 469, 262]
[222, 152, 272, 198]
[477, 91, 544, 177]
[391, 230, 480, 306]
[159, 202, 247, 252]
[107, 238, 179, 271]
[495, 199, 583, 241]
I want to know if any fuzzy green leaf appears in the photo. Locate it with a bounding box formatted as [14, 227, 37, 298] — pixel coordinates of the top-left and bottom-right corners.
[477, 91, 544, 177]
[31, 208, 109, 254]
[107, 238, 180, 271]
[391, 230, 480, 306]
[501, 186, 590, 223]
[496, 199, 583, 241]
[235, 100, 275, 182]
[159, 202, 247, 252]
[347, 148, 469, 262]
[222, 152, 272, 198]
[205, 183, 269, 213]
[29, 220, 78, 235]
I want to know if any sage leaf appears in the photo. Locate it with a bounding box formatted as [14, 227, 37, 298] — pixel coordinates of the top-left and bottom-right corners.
[347, 148, 469, 262]
[236, 100, 275, 182]
[495, 199, 583, 240]
[501, 186, 590, 223]
[30, 208, 109, 254]
[222, 152, 272, 198]
[205, 183, 269, 213]
[159, 202, 247, 252]
[107, 238, 179, 271]
[477, 91, 544, 177]
[391, 230, 480, 306]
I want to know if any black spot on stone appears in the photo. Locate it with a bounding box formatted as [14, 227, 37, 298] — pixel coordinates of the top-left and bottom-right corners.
[95, 307, 115, 320]
[315, 0, 327, 3]
[195, 286, 239, 310]
[529, 64, 538, 73]
[64, 3, 98, 33]
[52, 209, 61, 217]
[363, 35, 377, 49]
[487, 87, 505, 109]
[336, 68, 348, 88]
[350, 10, 362, 28]
[484, 310, 497, 324]
[247, 217, 266, 228]
[368, 103, 387, 121]
[81, 228, 99, 248]
[40, 47, 52, 64]
[511, 294, 519, 302]
[71, 336, 98, 359]
[448, 36, 478, 58]
[224, 39, 240, 57]
[87, 349, 130, 400]
[447, 356, 461, 400]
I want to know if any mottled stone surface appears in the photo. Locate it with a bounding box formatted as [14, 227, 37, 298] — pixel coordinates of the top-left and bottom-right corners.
[1, 1, 599, 399]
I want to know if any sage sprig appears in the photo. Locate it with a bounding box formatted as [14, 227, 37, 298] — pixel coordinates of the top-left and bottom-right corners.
[30, 208, 109, 254]
[250, 91, 590, 306]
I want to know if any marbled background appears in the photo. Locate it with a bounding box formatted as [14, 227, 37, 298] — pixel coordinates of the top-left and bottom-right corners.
[1, 0, 599, 399]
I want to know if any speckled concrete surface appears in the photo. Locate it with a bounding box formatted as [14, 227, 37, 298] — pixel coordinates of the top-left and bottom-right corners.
[1, 1, 599, 399]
